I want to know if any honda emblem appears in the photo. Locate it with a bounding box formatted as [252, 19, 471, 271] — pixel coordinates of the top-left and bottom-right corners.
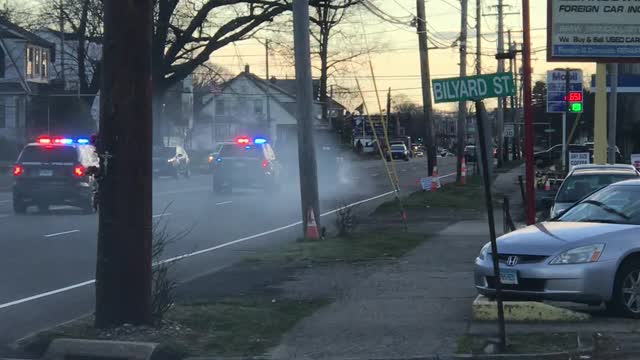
[506, 256, 519, 267]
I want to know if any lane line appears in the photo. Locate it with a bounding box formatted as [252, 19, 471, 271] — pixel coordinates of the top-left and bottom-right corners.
[44, 230, 80, 238]
[154, 186, 210, 197]
[216, 201, 233, 206]
[152, 213, 172, 218]
[0, 191, 396, 309]
[0, 200, 11, 203]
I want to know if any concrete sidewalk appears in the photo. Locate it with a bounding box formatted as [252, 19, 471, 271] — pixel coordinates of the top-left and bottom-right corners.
[270, 218, 499, 359]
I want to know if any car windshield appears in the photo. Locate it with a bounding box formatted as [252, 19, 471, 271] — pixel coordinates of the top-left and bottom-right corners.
[391, 145, 404, 150]
[556, 173, 639, 203]
[219, 144, 261, 158]
[18, 146, 77, 163]
[153, 147, 176, 158]
[558, 185, 640, 225]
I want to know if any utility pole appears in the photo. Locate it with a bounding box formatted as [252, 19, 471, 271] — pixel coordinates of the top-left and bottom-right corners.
[265, 39, 272, 141]
[292, 0, 321, 235]
[416, 0, 436, 176]
[457, 0, 467, 184]
[476, 0, 481, 76]
[507, 30, 514, 161]
[496, 0, 505, 167]
[59, 0, 65, 82]
[522, 0, 536, 225]
[329, 85, 334, 130]
[608, 63, 618, 164]
[95, 0, 153, 327]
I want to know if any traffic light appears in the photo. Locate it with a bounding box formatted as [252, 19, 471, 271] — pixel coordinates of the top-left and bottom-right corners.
[564, 91, 583, 113]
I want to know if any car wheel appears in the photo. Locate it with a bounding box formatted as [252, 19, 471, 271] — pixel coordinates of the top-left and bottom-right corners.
[13, 197, 27, 214]
[404, 157, 410, 162]
[610, 260, 640, 318]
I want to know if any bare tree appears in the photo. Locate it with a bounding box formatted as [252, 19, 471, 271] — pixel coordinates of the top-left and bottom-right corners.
[392, 94, 420, 114]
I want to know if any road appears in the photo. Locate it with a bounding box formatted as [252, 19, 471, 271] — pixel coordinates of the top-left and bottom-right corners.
[0, 156, 457, 345]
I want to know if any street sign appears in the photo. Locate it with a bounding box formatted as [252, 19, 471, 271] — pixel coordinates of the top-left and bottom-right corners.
[569, 152, 590, 170]
[631, 154, 640, 172]
[548, 0, 640, 62]
[503, 124, 515, 138]
[432, 72, 514, 103]
[546, 70, 583, 114]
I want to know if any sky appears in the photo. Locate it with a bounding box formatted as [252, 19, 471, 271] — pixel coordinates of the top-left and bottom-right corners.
[210, 0, 597, 112]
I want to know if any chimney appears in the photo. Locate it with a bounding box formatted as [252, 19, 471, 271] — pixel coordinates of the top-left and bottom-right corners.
[270, 76, 277, 83]
[244, 64, 250, 73]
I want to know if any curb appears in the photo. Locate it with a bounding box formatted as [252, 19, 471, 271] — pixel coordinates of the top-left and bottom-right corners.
[451, 351, 586, 360]
[471, 295, 591, 322]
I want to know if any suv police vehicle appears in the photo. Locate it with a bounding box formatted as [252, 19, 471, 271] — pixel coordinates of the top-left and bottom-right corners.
[211, 136, 280, 194]
[12, 136, 98, 214]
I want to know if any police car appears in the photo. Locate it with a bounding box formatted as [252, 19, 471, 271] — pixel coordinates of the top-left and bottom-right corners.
[12, 136, 98, 214]
[211, 136, 281, 194]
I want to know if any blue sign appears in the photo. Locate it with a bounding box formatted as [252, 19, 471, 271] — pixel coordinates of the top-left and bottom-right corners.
[590, 74, 640, 93]
[546, 70, 583, 114]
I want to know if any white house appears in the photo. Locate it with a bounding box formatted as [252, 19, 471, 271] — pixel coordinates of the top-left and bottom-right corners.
[194, 65, 322, 150]
[0, 18, 55, 143]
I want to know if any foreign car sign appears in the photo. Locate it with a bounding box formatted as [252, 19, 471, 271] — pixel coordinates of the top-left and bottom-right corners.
[432, 72, 514, 103]
[548, 0, 640, 62]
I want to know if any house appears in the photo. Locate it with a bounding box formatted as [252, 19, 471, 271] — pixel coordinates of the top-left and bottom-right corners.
[193, 65, 324, 150]
[0, 18, 55, 145]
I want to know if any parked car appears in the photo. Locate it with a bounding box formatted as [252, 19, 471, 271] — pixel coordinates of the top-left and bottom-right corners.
[153, 146, 191, 178]
[475, 179, 640, 317]
[550, 164, 640, 218]
[387, 143, 410, 161]
[583, 142, 624, 164]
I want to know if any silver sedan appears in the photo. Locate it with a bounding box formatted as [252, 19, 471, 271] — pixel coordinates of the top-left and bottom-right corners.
[475, 179, 640, 317]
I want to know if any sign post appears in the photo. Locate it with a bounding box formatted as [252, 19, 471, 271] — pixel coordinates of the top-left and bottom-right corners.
[432, 73, 513, 351]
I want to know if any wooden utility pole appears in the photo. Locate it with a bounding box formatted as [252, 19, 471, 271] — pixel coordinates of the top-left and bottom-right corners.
[293, 0, 320, 235]
[265, 39, 272, 141]
[59, 0, 65, 81]
[457, 0, 467, 184]
[522, 0, 536, 225]
[476, 0, 481, 76]
[95, 0, 153, 328]
[496, 0, 505, 167]
[416, 0, 436, 176]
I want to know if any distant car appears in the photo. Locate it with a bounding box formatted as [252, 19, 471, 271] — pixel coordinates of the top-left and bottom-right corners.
[207, 142, 234, 171]
[534, 144, 588, 168]
[212, 137, 281, 194]
[550, 164, 640, 218]
[583, 142, 624, 164]
[387, 144, 410, 161]
[153, 146, 191, 178]
[475, 179, 640, 317]
[464, 145, 477, 163]
[12, 136, 98, 214]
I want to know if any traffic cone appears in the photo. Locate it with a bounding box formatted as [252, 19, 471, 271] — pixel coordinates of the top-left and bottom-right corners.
[544, 178, 551, 192]
[306, 208, 320, 239]
[431, 166, 439, 192]
[461, 158, 467, 185]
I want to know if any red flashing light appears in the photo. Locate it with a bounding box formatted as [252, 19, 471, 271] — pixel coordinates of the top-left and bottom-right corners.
[73, 165, 85, 177]
[13, 164, 23, 176]
[236, 136, 250, 145]
[38, 137, 52, 144]
[261, 160, 268, 168]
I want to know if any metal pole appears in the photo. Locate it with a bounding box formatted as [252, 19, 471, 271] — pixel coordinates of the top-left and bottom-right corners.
[265, 39, 272, 141]
[457, 0, 467, 184]
[508, 30, 514, 161]
[521, 0, 535, 225]
[416, 0, 437, 176]
[476, 100, 506, 351]
[496, 0, 505, 167]
[329, 85, 334, 130]
[59, 0, 65, 82]
[476, 0, 481, 76]
[293, 0, 321, 235]
[594, 63, 607, 164]
[608, 63, 618, 164]
[563, 68, 570, 172]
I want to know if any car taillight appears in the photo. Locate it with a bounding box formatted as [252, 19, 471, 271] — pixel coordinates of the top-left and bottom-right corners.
[73, 165, 85, 177]
[261, 160, 268, 168]
[13, 164, 23, 177]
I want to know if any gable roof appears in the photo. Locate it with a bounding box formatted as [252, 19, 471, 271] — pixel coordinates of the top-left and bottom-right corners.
[0, 18, 55, 52]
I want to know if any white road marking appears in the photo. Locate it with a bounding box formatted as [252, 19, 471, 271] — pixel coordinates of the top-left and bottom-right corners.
[0, 200, 11, 203]
[154, 186, 210, 196]
[152, 213, 172, 218]
[216, 201, 233, 206]
[44, 230, 80, 238]
[0, 191, 396, 309]
[439, 172, 456, 179]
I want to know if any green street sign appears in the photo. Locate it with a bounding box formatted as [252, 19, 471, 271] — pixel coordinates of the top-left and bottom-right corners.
[432, 72, 515, 103]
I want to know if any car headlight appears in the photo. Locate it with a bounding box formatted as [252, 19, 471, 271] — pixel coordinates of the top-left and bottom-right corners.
[167, 158, 175, 163]
[478, 242, 491, 260]
[549, 244, 605, 265]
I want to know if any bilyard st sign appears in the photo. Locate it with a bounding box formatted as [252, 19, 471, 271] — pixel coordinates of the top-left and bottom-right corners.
[432, 72, 515, 103]
[548, 0, 640, 62]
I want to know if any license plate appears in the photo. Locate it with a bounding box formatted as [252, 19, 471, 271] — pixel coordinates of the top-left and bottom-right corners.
[499, 269, 518, 285]
[39, 170, 53, 177]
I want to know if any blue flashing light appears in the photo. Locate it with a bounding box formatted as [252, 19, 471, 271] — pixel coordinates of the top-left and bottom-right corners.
[77, 138, 89, 144]
[216, 157, 222, 162]
[60, 138, 73, 144]
[244, 145, 252, 150]
[253, 137, 267, 145]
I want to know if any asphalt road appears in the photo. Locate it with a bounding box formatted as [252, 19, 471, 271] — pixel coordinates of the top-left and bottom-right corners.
[0, 156, 457, 345]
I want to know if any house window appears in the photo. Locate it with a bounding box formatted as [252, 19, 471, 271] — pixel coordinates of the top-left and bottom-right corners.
[41, 49, 48, 78]
[26, 47, 33, 77]
[0, 46, 5, 78]
[34, 48, 40, 76]
[253, 99, 263, 114]
[215, 99, 225, 115]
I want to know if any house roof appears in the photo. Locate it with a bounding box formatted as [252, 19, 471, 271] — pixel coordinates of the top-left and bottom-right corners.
[38, 28, 102, 44]
[0, 18, 55, 52]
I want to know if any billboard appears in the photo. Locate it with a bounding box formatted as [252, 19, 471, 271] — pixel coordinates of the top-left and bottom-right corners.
[547, 0, 640, 62]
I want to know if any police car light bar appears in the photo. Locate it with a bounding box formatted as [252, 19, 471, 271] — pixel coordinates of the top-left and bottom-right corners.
[236, 136, 251, 144]
[37, 136, 89, 145]
[253, 137, 267, 144]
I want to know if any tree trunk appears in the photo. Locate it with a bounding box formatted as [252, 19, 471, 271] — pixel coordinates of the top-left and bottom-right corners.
[319, 32, 329, 123]
[95, 0, 153, 328]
